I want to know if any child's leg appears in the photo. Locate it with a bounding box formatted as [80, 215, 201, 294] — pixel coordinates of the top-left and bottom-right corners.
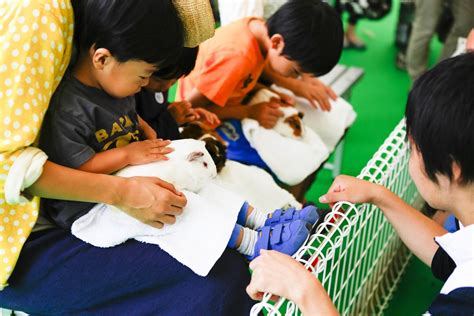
[227, 221, 310, 260]
[236, 202, 319, 230]
[236, 202, 270, 230]
[227, 224, 257, 257]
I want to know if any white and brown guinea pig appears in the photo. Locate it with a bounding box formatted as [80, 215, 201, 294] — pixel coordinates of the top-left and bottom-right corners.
[114, 139, 217, 193]
[249, 89, 305, 139]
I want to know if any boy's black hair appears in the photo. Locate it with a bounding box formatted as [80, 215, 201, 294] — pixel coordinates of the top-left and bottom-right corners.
[152, 47, 199, 80]
[405, 52, 474, 184]
[267, 0, 343, 76]
[72, 0, 184, 67]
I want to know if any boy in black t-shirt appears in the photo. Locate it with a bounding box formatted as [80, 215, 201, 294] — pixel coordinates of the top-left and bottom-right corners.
[39, 0, 185, 228]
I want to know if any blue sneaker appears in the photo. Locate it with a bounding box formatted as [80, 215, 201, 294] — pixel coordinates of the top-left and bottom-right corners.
[246, 220, 309, 260]
[264, 206, 319, 228]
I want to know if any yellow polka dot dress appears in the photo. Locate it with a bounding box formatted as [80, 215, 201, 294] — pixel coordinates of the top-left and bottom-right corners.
[0, 0, 73, 288]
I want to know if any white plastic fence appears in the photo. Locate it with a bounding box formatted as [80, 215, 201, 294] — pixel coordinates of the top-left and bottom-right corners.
[251, 119, 424, 315]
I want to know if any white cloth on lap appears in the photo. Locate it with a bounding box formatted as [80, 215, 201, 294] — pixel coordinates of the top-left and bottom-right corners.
[242, 118, 329, 185]
[215, 160, 302, 211]
[295, 97, 356, 151]
[71, 139, 244, 277]
[71, 181, 244, 277]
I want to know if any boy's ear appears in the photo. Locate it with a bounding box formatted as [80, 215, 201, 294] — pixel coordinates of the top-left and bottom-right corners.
[452, 161, 463, 183]
[91, 47, 113, 70]
[270, 34, 285, 55]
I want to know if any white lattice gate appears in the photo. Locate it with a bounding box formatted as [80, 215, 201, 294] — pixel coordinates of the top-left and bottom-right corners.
[251, 119, 423, 315]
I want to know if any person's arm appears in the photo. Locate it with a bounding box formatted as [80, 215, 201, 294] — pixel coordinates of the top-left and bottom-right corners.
[168, 100, 198, 125]
[261, 65, 336, 111]
[77, 139, 173, 174]
[319, 175, 447, 266]
[187, 87, 284, 128]
[247, 250, 339, 316]
[138, 115, 158, 140]
[27, 161, 187, 228]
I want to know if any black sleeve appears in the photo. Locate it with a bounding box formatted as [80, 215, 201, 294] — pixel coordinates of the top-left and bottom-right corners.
[431, 246, 457, 281]
[40, 108, 95, 169]
[428, 287, 474, 315]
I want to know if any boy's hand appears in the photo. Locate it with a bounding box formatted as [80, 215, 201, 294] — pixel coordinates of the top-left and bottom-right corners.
[194, 108, 221, 128]
[168, 101, 197, 125]
[249, 99, 284, 129]
[319, 175, 385, 208]
[272, 90, 295, 106]
[124, 139, 173, 165]
[294, 75, 337, 111]
[117, 176, 187, 229]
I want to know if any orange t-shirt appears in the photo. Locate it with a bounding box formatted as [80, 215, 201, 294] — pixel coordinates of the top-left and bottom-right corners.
[178, 17, 267, 107]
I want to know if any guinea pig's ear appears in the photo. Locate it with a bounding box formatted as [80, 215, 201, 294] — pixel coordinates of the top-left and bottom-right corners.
[187, 151, 205, 162]
[298, 112, 304, 119]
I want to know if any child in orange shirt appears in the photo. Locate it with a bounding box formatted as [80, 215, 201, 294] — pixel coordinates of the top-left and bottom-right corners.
[178, 0, 343, 129]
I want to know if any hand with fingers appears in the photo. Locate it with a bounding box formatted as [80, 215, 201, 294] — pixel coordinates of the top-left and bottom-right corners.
[272, 90, 295, 106]
[294, 74, 338, 111]
[194, 107, 221, 128]
[168, 101, 198, 125]
[116, 176, 187, 229]
[319, 175, 384, 208]
[123, 139, 173, 165]
[248, 99, 284, 129]
[247, 250, 338, 316]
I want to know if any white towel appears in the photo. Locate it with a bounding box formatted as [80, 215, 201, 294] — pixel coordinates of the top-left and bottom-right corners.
[71, 139, 245, 276]
[72, 181, 244, 276]
[295, 97, 356, 151]
[242, 118, 329, 185]
[215, 160, 302, 211]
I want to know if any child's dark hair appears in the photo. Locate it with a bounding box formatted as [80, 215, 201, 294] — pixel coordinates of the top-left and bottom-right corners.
[72, 0, 184, 67]
[267, 0, 343, 76]
[405, 52, 474, 184]
[152, 47, 199, 80]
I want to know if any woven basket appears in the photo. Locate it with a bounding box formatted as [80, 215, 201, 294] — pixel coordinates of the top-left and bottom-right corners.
[173, 0, 215, 47]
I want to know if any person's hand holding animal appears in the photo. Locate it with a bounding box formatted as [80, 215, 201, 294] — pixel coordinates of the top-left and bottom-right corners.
[248, 98, 284, 129]
[272, 90, 295, 106]
[123, 139, 173, 165]
[193, 107, 221, 128]
[115, 176, 187, 228]
[168, 101, 197, 125]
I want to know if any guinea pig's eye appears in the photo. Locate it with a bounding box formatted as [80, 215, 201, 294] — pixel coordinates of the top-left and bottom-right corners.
[203, 162, 208, 168]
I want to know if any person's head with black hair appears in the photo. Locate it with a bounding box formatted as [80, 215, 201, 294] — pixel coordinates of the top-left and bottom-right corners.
[72, 0, 184, 98]
[405, 52, 474, 214]
[145, 47, 199, 93]
[266, 0, 343, 77]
